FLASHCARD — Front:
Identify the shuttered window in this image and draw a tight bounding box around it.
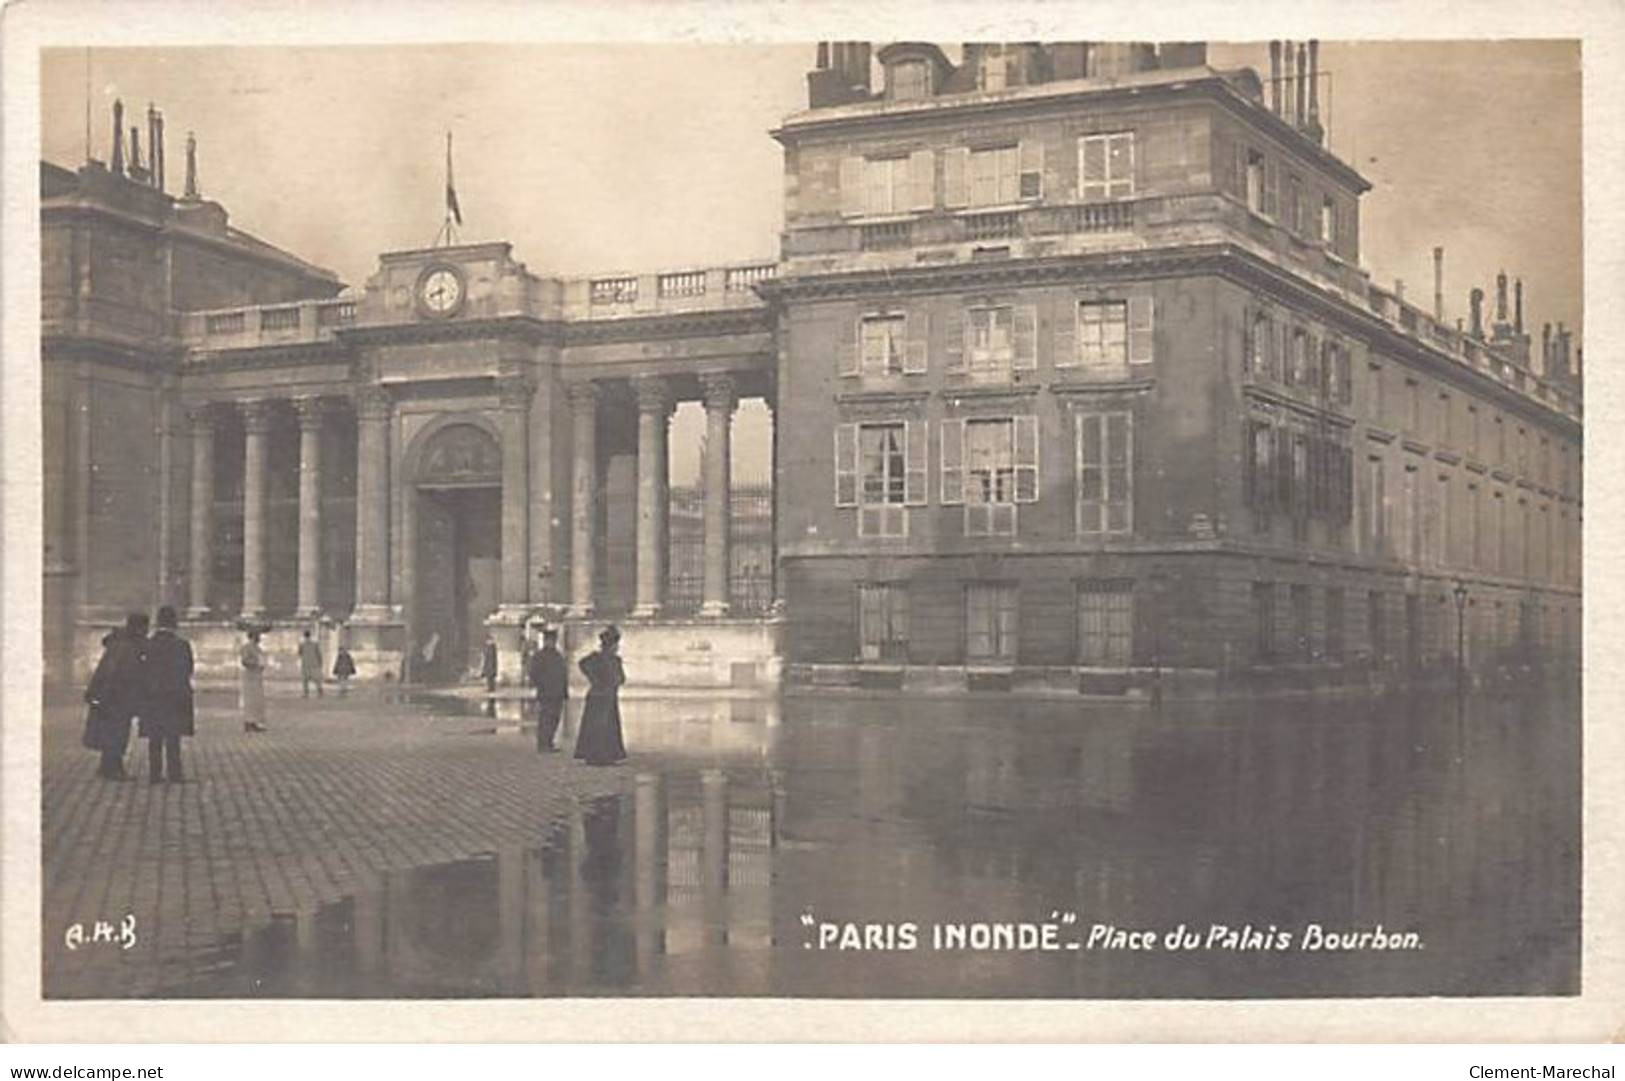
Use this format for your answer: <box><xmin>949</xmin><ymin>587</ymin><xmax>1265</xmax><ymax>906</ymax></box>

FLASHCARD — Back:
<box><xmin>966</xmin><ymin>583</ymin><xmax>1019</xmax><ymax>662</ymax></box>
<box><xmin>1078</xmin><ymin>579</ymin><xmax>1134</xmax><ymax>666</ymax></box>
<box><xmin>1077</xmin><ymin>411</ymin><xmax>1132</xmax><ymax>536</ymax></box>
<box><xmin>1079</xmin><ymin>132</ymin><xmax>1135</xmax><ymax>202</ymax></box>
<box><xmin>858</xmin><ymin>583</ymin><xmax>910</xmax><ymax>662</ymax></box>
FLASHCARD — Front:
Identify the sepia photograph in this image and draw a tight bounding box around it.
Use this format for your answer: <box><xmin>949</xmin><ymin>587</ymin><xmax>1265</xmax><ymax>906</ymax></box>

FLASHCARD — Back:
<box><xmin>5</xmin><ymin>7</ymin><xmax>1610</xmax><ymax>1042</ymax></box>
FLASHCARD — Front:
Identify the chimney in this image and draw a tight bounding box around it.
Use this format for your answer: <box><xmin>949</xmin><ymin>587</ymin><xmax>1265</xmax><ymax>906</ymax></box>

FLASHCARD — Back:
<box><xmin>848</xmin><ymin>42</ymin><xmax>871</xmax><ymax>92</ymax></box>
<box><xmin>1269</xmin><ymin>42</ymin><xmax>1282</xmax><ymax>115</ymax></box>
<box><xmin>1542</xmin><ymin>323</ymin><xmax>1553</xmax><ymax>372</ymax></box>
<box><xmin>128</xmin><ymin>125</ymin><xmax>147</xmax><ymax>182</ymax></box>
<box><xmin>183</xmin><ymin>131</ymin><xmax>200</xmax><ymax>200</ymax></box>
<box><xmin>1495</xmin><ymin>270</ymin><xmax>1509</xmax><ymax>326</ymax></box>
<box><xmin>1306</xmin><ymin>40</ymin><xmax>1323</xmax><ymax>143</ymax></box>
<box><xmin>147</xmin><ymin>104</ymin><xmax>159</xmax><ymax>189</ymax></box>
<box><xmin>1395</xmin><ymin>278</ymin><xmax>1405</xmax><ymax>303</ymax></box>
<box><xmin>1282</xmin><ymin>42</ymin><xmax>1294</xmax><ymax>119</ymax></box>
<box><xmin>1469</xmin><ymin>287</ymin><xmax>1484</xmax><ymax>339</ymax></box>
<box><xmin>1514</xmin><ymin>278</ymin><xmax>1524</xmax><ymax>335</ymax></box>
<box><xmin>1433</xmin><ymin>246</ymin><xmax>1444</xmax><ymax>320</ymax></box>
<box><xmin>110</xmin><ymin>99</ymin><xmax>125</xmax><ymax>174</ymax></box>
<box><xmin>1296</xmin><ymin>42</ymin><xmax>1308</xmax><ymax>128</ymax></box>
<box><xmin>816</xmin><ymin>42</ymin><xmax>829</xmax><ymax>69</ymax></box>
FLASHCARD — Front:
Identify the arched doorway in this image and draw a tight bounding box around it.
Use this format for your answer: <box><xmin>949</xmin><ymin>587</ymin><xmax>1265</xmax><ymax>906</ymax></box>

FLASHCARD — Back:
<box><xmin>412</xmin><ymin>421</ymin><xmax>501</xmax><ymax>683</ymax></box>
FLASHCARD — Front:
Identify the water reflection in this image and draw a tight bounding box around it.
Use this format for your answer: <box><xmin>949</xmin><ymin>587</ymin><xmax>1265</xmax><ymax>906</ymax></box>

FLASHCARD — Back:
<box><xmin>149</xmin><ymin>689</ymin><xmax>1577</xmax><ymax>998</ymax></box>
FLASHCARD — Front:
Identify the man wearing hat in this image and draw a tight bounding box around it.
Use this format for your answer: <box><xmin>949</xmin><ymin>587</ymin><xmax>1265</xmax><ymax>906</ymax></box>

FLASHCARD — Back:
<box><xmin>141</xmin><ymin>606</ymin><xmax>195</xmax><ymax>783</ymax></box>
<box><xmin>527</xmin><ymin>626</ymin><xmax>569</xmax><ymax>752</ymax></box>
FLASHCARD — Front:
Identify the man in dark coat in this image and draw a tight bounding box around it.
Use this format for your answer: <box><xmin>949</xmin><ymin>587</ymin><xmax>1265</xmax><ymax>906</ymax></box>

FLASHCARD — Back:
<box><xmin>528</xmin><ymin>627</ymin><xmax>569</xmax><ymax>752</ymax></box>
<box><xmin>82</xmin><ymin>614</ymin><xmax>147</xmax><ymax>780</ymax></box>
<box><xmin>140</xmin><ymin>606</ymin><xmax>195</xmax><ymax>784</ymax></box>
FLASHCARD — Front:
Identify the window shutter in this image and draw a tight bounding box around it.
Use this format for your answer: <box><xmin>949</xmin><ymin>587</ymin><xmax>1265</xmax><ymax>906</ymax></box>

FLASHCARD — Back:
<box><xmin>1054</xmin><ymin>298</ymin><xmax>1078</xmax><ymax>368</ymax></box>
<box><xmin>908</xmin><ymin>149</ymin><xmax>935</xmax><ymax>212</ymax></box>
<box><xmin>1080</xmin><ymin>135</ymin><xmax>1106</xmax><ymax>203</ymax></box>
<box><xmin>944</xmin><ymin>147</ymin><xmax>970</xmax><ymax>208</ymax></box>
<box><xmin>1013</xmin><ymin>305</ymin><xmax>1038</xmax><ymax>370</ymax></box>
<box><xmin>904</xmin><ymin>419</ymin><xmax>927</xmax><ymax>506</ymax></box>
<box><xmin>1019</xmin><ymin>138</ymin><xmax>1044</xmax><ymax>200</ymax></box>
<box><xmin>1127</xmin><ymin>296</ymin><xmax>1154</xmax><ymax>365</ymax></box>
<box><xmin>904</xmin><ymin>311</ymin><xmax>929</xmax><ymax>374</ymax></box>
<box><xmin>944</xmin><ymin>306</ymin><xmax>965</xmax><ymax>371</ymax></box>
<box><xmin>837</xmin><ymin>318</ymin><xmax>860</xmax><ymax>377</ymax></box>
<box><xmin>839</xmin><ymin>156</ymin><xmax>866</xmax><ymax>218</ymax></box>
<box><xmin>941</xmin><ymin>417</ymin><xmax>965</xmax><ymax>505</ymax></box>
<box><xmin>1263</xmin><ymin>156</ymin><xmax>1278</xmax><ymax>219</ymax></box>
<box><xmin>1014</xmin><ymin>415</ymin><xmax>1039</xmax><ymax>503</ymax></box>
<box><xmin>834</xmin><ymin>423</ymin><xmax>858</xmax><ymax>507</ymax></box>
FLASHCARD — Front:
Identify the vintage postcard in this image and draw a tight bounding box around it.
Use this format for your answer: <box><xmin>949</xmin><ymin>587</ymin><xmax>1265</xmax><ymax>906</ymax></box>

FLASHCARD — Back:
<box><xmin>2</xmin><ymin>0</ymin><xmax>1620</xmax><ymax>1043</ymax></box>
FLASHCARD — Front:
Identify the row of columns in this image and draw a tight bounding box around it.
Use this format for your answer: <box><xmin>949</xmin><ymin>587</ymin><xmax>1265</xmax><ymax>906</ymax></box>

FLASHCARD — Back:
<box><xmin>182</xmin><ymin>368</ymin><xmax>753</xmax><ymax>624</ymax></box>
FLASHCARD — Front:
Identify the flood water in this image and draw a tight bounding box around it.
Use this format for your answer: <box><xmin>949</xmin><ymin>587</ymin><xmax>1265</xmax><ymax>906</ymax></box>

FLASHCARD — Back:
<box><xmin>158</xmin><ymin>688</ymin><xmax>1579</xmax><ymax>999</ymax></box>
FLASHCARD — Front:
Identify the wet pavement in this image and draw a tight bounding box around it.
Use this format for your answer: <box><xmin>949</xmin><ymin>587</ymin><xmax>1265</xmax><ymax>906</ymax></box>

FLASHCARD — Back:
<box><xmin>43</xmin><ymin>685</ymin><xmax>1579</xmax><ymax>999</ymax></box>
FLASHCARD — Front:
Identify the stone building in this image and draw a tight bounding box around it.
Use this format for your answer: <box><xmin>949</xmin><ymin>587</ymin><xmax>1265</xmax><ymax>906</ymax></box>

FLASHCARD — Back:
<box><xmin>40</xmin><ymin>43</ymin><xmax>1582</xmax><ymax>694</ymax></box>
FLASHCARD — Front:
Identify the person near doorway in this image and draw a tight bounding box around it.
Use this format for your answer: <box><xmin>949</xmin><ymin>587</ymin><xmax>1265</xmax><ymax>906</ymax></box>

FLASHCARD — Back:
<box><xmin>141</xmin><ymin>606</ymin><xmax>195</xmax><ymax>784</ymax></box>
<box><xmin>82</xmin><ymin>615</ymin><xmax>146</xmax><ymax>780</ymax></box>
<box><xmin>574</xmin><ymin>625</ymin><xmax>627</xmax><ymax>766</ymax></box>
<box><xmin>298</xmin><ymin>629</ymin><xmax>324</xmax><ymax>698</ymax></box>
<box><xmin>480</xmin><ymin>634</ymin><xmax>499</xmax><ymax>694</ymax></box>
<box><xmin>333</xmin><ymin>644</ymin><xmax>356</xmax><ymax>693</ymax></box>
<box><xmin>240</xmin><ymin>628</ymin><xmax>268</xmax><ymax>733</ymax></box>
<box><xmin>529</xmin><ymin>626</ymin><xmax>568</xmax><ymax>752</ymax></box>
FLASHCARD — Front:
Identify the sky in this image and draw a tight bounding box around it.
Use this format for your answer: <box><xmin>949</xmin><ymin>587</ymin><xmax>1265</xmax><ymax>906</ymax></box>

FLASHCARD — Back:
<box><xmin>39</xmin><ymin>41</ymin><xmax>1581</xmax><ymax>479</ymax></box>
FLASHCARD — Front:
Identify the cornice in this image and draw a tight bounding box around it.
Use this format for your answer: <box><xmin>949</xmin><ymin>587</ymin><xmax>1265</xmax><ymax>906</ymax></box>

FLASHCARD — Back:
<box><xmin>181</xmin><ymin>339</ymin><xmax>354</xmax><ymax>374</ymax></box>
<box><xmin>563</xmin><ymin>307</ymin><xmax>774</xmax><ymax>346</ymax></box>
<box><xmin>339</xmin><ymin>315</ymin><xmax>564</xmax><ymax>348</ymax></box>
<box><xmin>1052</xmin><ymin>377</ymin><xmax>1156</xmax><ymax>397</ymax></box>
<box><xmin>835</xmin><ymin>389</ymin><xmax>931</xmax><ymax>408</ymax></box>
<box><xmin>42</xmin><ymin>333</ymin><xmax>183</xmax><ymax>374</ymax></box>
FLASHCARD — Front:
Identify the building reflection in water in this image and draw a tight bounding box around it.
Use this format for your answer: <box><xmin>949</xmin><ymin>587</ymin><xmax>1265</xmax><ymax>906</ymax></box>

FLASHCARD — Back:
<box><xmin>151</xmin><ymin>689</ymin><xmax>1576</xmax><ymax>999</ymax></box>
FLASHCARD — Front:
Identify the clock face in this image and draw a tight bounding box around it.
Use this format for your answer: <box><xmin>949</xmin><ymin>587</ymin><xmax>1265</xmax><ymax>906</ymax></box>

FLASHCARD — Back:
<box><xmin>418</xmin><ymin>266</ymin><xmax>464</xmax><ymax>316</ymax></box>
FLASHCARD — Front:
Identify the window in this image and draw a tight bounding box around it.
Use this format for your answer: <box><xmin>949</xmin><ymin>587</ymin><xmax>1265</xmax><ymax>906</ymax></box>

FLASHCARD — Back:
<box><xmin>1248</xmin><ymin>313</ymin><xmax>1271</xmax><ymax>376</ymax></box>
<box><xmin>860</xmin><ymin>315</ymin><xmax>907</xmax><ymax>376</ymax></box>
<box><xmin>1469</xmin><ymin>483</ymin><xmax>1482</xmax><ymax>569</ymax></box>
<box><xmin>841</xmin><ymin>151</ymin><xmax>933</xmax><ymax>217</ymax></box>
<box><xmin>1494</xmin><ymin>490</ymin><xmax>1507</xmax><ymax>573</ymax></box>
<box><xmin>970</xmin><ymin>145</ymin><xmax>1020</xmax><ymax>206</ymax></box>
<box><xmin>858</xmin><ymin>583</ymin><xmax>910</xmax><ymax>662</ymax></box>
<box><xmin>1366</xmin><ymin>455</ymin><xmax>1385</xmax><ymax>551</ymax></box>
<box><xmin>1468</xmin><ymin>404</ymin><xmax>1480</xmax><ymax>456</ymax></box>
<box><xmin>864</xmin><ymin>156</ymin><xmax>911</xmax><ymax>216</ymax></box>
<box><xmin>1368</xmin><ymin>590</ymin><xmax>1386</xmax><ymax>661</ymax></box>
<box><xmin>834</xmin><ymin>420</ymin><xmax>925</xmax><ymax>536</ymax></box>
<box><xmin>1286</xmin><ymin>174</ymin><xmax>1303</xmax><ymax>234</ymax></box>
<box><xmin>1320</xmin><ymin>195</ymin><xmax>1335</xmax><ymax>245</ymax></box>
<box><xmin>1077</xmin><ymin>410</ymin><xmax>1132</xmax><ymax>535</ymax></box>
<box><xmin>966</xmin><ymin>583</ymin><xmax>1018</xmax><ymax>662</ymax></box>
<box><xmin>1078</xmin><ymin>580</ymin><xmax>1134</xmax><ymax>665</ymax></box>
<box><xmin>1080</xmin><ymin>132</ymin><xmax>1134</xmax><ymax>202</ymax></box>
<box><xmin>891</xmin><ymin>60</ymin><xmax>930</xmax><ymax>100</ymax></box>
<box><xmin>1290</xmin><ymin>584</ymin><xmax>1311</xmax><ymax>661</ymax></box>
<box><xmin>976</xmin><ymin>48</ymin><xmax>1009</xmax><ymax>91</ymax></box>
<box><xmin>1439</xmin><ymin>392</ymin><xmax>1452</xmax><ymax>446</ymax></box>
<box><xmin>1406</xmin><ymin>378</ymin><xmax>1421</xmax><ymax>432</ymax></box>
<box><xmin>1289</xmin><ymin>329</ymin><xmax>1313</xmax><ymax>387</ymax></box>
<box><xmin>1368</xmin><ymin>363</ymin><xmax>1385</xmax><ymax>424</ymax></box>
<box><xmin>1325</xmin><ymin>587</ymin><xmax>1345</xmax><ymax>659</ymax></box>
<box><xmin>1252</xmin><ymin>581</ymin><xmax>1276</xmax><ymax>662</ymax></box>
<box><xmin>1436</xmin><ymin>473</ymin><xmax>1450</xmax><ymax>565</ymax></box>
<box><xmin>968</xmin><ymin>306</ymin><xmax>1014</xmax><ymax>370</ymax></box>
<box><xmin>1404</xmin><ymin>464</ymin><xmax>1420</xmax><ymax>562</ymax></box>
<box><xmin>941</xmin><ymin>415</ymin><xmax>1036</xmax><ymax>534</ymax></box>
<box><xmin>1077</xmin><ymin>301</ymin><xmax>1128</xmax><ymax>366</ymax></box>
<box><xmin>1245</xmin><ymin>150</ymin><xmax>1265</xmax><ymax>215</ymax></box>
<box><xmin>1495</xmin><ymin>413</ymin><xmax>1506</xmax><ymax>463</ymax></box>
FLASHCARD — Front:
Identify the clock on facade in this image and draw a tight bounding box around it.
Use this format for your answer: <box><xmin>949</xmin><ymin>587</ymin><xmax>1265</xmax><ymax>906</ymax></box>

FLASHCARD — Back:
<box><xmin>415</xmin><ymin>264</ymin><xmax>466</xmax><ymax>318</ymax></box>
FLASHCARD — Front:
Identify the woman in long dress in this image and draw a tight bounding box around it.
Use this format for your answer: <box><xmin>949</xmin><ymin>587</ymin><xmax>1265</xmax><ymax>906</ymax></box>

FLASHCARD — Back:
<box><xmin>573</xmin><ymin>626</ymin><xmax>627</xmax><ymax>766</ymax></box>
<box><xmin>240</xmin><ymin>628</ymin><xmax>267</xmax><ymax>732</ymax></box>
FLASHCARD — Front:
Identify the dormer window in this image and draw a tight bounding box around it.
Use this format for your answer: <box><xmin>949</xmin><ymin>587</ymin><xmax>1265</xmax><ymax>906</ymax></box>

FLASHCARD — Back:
<box><xmin>891</xmin><ymin>60</ymin><xmax>931</xmax><ymax>100</ymax></box>
<box><xmin>976</xmin><ymin>46</ymin><xmax>1012</xmax><ymax>91</ymax></box>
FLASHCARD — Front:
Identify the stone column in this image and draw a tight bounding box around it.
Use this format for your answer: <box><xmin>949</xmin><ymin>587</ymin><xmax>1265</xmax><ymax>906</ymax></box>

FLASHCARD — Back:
<box><xmin>185</xmin><ymin>404</ymin><xmax>215</xmax><ymax>618</ymax></box>
<box><xmin>632</xmin><ymin>376</ymin><xmax>671</xmax><ymax>619</ymax></box>
<box><xmin>294</xmin><ymin>397</ymin><xmax>325</xmax><ymax>619</ymax></box>
<box><xmin>765</xmin><ymin>391</ymin><xmax>782</xmax><ymax>613</ymax></box>
<box><xmin>568</xmin><ymin>381</ymin><xmax>599</xmax><ymax>618</ymax></box>
<box><xmin>353</xmin><ymin>386</ymin><xmax>392</xmax><ymax>616</ymax></box>
<box><xmin>498</xmin><ymin>373</ymin><xmax>534</xmax><ymax>611</ymax></box>
<box><xmin>239</xmin><ymin>399</ymin><xmax>274</xmax><ymax>620</ymax></box>
<box><xmin>700</xmin><ymin>373</ymin><xmax>737</xmax><ymax>618</ymax></box>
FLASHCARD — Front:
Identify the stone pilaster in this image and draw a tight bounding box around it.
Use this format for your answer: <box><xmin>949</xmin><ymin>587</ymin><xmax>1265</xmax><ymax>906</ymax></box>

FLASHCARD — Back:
<box><xmin>567</xmin><ymin>381</ymin><xmax>599</xmax><ymax>618</ymax></box>
<box><xmin>185</xmin><ymin>404</ymin><xmax>215</xmax><ymax>618</ymax></box>
<box><xmin>700</xmin><ymin>372</ymin><xmax>738</xmax><ymax>617</ymax></box>
<box><xmin>352</xmin><ymin>385</ymin><xmax>393</xmax><ymax>618</ymax></box>
<box><xmin>239</xmin><ymin>399</ymin><xmax>274</xmax><ymax>620</ymax></box>
<box><xmin>497</xmin><ymin>372</ymin><xmax>534</xmax><ymax>612</ymax></box>
<box><xmin>294</xmin><ymin>396</ymin><xmax>326</xmax><ymax>619</ymax></box>
<box><xmin>632</xmin><ymin>376</ymin><xmax>672</xmax><ymax>619</ymax></box>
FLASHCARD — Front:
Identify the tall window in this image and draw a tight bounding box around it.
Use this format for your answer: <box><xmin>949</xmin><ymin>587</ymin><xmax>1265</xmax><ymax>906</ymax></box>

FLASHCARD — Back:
<box><xmin>941</xmin><ymin>415</ymin><xmax>1036</xmax><ymax>535</ymax></box>
<box><xmin>1079</xmin><ymin>132</ymin><xmax>1135</xmax><ymax>202</ymax></box>
<box><xmin>1290</xmin><ymin>584</ymin><xmax>1312</xmax><ymax>661</ymax></box>
<box><xmin>891</xmin><ymin>60</ymin><xmax>929</xmax><ymax>100</ymax></box>
<box><xmin>1325</xmin><ymin>587</ymin><xmax>1345</xmax><ymax>659</ymax></box>
<box><xmin>1439</xmin><ymin>392</ymin><xmax>1452</xmax><ymax>446</ymax></box>
<box><xmin>1290</xmin><ymin>329</ymin><xmax>1313</xmax><ymax>387</ymax></box>
<box><xmin>1469</xmin><ymin>483</ymin><xmax>1482</xmax><ymax>569</ymax></box>
<box><xmin>1077</xmin><ymin>411</ymin><xmax>1132</xmax><ymax>535</ymax></box>
<box><xmin>1368</xmin><ymin>363</ymin><xmax>1385</xmax><ymax>425</ymax></box>
<box><xmin>969</xmin><ymin>145</ymin><xmax>1020</xmax><ymax>206</ymax></box>
<box><xmin>858</xmin><ymin>583</ymin><xmax>909</xmax><ymax>662</ymax></box>
<box><xmin>1368</xmin><ymin>591</ymin><xmax>1386</xmax><ymax>662</ymax></box>
<box><xmin>1252</xmin><ymin>581</ymin><xmax>1276</xmax><ymax>662</ymax></box>
<box><xmin>863</xmin><ymin>156</ymin><xmax>911</xmax><ymax>216</ymax></box>
<box><xmin>1077</xmin><ymin>301</ymin><xmax>1128</xmax><ymax>366</ymax></box>
<box><xmin>966</xmin><ymin>583</ymin><xmax>1018</xmax><ymax>662</ymax></box>
<box><xmin>1406</xmin><ymin>379</ymin><xmax>1421</xmax><ymax>432</ymax></box>
<box><xmin>1436</xmin><ymin>473</ymin><xmax>1451</xmax><ymax>565</ymax></box>
<box><xmin>1320</xmin><ymin>195</ymin><xmax>1335</xmax><ymax>245</ymax></box>
<box><xmin>967</xmin><ymin>306</ymin><xmax>1014</xmax><ymax>371</ymax></box>
<box><xmin>1245</xmin><ymin>150</ymin><xmax>1265</xmax><ymax>214</ymax></box>
<box><xmin>835</xmin><ymin>420</ymin><xmax>923</xmax><ymax>537</ymax></box>
<box><xmin>860</xmin><ymin>315</ymin><xmax>907</xmax><ymax>376</ymax></box>
<box><xmin>1286</xmin><ymin>175</ymin><xmax>1303</xmax><ymax>234</ymax></box>
<box><xmin>1366</xmin><ymin>455</ymin><xmax>1386</xmax><ymax>551</ymax></box>
<box><xmin>976</xmin><ymin>47</ymin><xmax>1010</xmax><ymax>91</ymax></box>
<box><xmin>1468</xmin><ymin>404</ymin><xmax>1480</xmax><ymax>456</ymax></box>
<box><xmin>1249</xmin><ymin>313</ymin><xmax>1271</xmax><ymax>377</ymax></box>
<box><xmin>1494</xmin><ymin>490</ymin><xmax>1507</xmax><ymax>573</ymax></box>
<box><xmin>1078</xmin><ymin>579</ymin><xmax>1134</xmax><ymax>665</ymax></box>
<box><xmin>1404</xmin><ymin>464</ymin><xmax>1420</xmax><ymax>562</ymax></box>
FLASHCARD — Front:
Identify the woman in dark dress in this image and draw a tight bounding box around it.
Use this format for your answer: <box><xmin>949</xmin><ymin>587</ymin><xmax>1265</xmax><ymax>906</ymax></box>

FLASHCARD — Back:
<box><xmin>573</xmin><ymin>626</ymin><xmax>627</xmax><ymax>766</ymax></box>
<box><xmin>83</xmin><ymin>617</ymin><xmax>145</xmax><ymax>780</ymax></box>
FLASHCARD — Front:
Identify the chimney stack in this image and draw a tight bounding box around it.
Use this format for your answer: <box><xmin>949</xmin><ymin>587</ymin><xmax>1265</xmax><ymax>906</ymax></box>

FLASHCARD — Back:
<box><xmin>1269</xmin><ymin>42</ymin><xmax>1282</xmax><ymax>115</ymax></box>
<box><xmin>1514</xmin><ymin>278</ymin><xmax>1524</xmax><ymax>335</ymax></box>
<box><xmin>1433</xmin><ymin>246</ymin><xmax>1444</xmax><ymax>320</ymax></box>
<box><xmin>1469</xmin><ymin>287</ymin><xmax>1484</xmax><ymax>339</ymax></box>
<box><xmin>110</xmin><ymin>99</ymin><xmax>125</xmax><ymax>175</ymax></box>
<box><xmin>1282</xmin><ymin>42</ymin><xmax>1294</xmax><ymax>120</ymax></box>
<box><xmin>1395</xmin><ymin>278</ymin><xmax>1405</xmax><ymax>303</ymax></box>
<box><xmin>1542</xmin><ymin>323</ymin><xmax>1553</xmax><ymax>372</ymax></box>
<box><xmin>816</xmin><ymin>42</ymin><xmax>829</xmax><ymax>69</ymax></box>
<box><xmin>184</xmin><ymin>131</ymin><xmax>200</xmax><ymax>200</ymax></box>
<box><xmin>1306</xmin><ymin>40</ymin><xmax>1323</xmax><ymax>143</ymax></box>
<box><xmin>1495</xmin><ymin>270</ymin><xmax>1509</xmax><ymax>326</ymax></box>
<box><xmin>1296</xmin><ymin>42</ymin><xmax>1308</xmax><ymax>128</ymax></box>
<box><xmin>128</xmin><ymin>126</ymin><xmax>146</xmax><ymax>182</ymax></box>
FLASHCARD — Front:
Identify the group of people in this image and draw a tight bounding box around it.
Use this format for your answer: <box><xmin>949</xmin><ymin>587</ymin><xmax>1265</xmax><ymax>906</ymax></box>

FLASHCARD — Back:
<box><xmin>82</xmin><ymin>606</ymin><xmax>195</xmax><ymax>783</ymax></box>
<box><xmin>500</xmin><ymin>623</ymin><xmax>629</xmax><ymax>767</ymax></box>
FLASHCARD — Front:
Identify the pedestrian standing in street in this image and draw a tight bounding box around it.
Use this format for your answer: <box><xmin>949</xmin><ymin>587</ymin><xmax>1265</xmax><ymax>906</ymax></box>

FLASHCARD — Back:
<box><xmin>529</xmin><ymin>626</ymin><xmax>568</xmax><ymax>752</ymax></box>
<box><xmin>333</xmin><ymin>644</ymin><xmax>356</xmax><ymax>694</ymax></box>
<box><xmin>240</xmin><ymin>628</ymin><xmax>268</xmax><ymax>733</ymax></box>
<box><xmin>140</xmin><ymin>606</ymin><xmax>195</xmax><ymax>784</ymax></box>
<box><xmin>297</xmin><ymin>629</ymin><xmax>324</xmax><ymax>698</ymax></box>
<box><xmin>82</xmin><ymin>615</ymin><xmax>146</xmax><ymax>780</ymax></box>
<box><xmin>573</xmin><ymin>625</ymin><xmax>627</xmax><ymax>766</ymax></box>
<box><xmin>480</xmin><ymin>634</ymin><xmax>499</xmax><ymax>694</ymax></box>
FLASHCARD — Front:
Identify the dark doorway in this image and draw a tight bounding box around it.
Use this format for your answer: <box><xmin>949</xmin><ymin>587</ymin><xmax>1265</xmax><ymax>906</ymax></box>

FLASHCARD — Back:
<box><xmin>414</xmin><ymin>487</ymin><xmax>500</xmax><ymax>684</ymax></box>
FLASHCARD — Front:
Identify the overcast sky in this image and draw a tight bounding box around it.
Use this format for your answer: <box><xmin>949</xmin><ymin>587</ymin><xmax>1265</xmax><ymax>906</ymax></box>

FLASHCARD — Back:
<box><xmin>39</xmin><ymin>41</ymin><xmax>1581</xmax><ymax>479</ymax></box>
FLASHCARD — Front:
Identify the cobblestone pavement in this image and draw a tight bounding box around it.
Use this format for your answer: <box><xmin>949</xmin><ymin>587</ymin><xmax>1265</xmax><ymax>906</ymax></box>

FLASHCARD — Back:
<box><xmin>41</xmin><ymin>688</ymin><xmax>628</xmax><ymax>998</ymax></box>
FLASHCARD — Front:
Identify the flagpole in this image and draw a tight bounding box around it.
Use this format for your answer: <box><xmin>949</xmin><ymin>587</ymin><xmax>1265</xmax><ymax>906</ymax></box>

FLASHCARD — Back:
<box><xmin>436</xmin><ymin>130</ymin><xmax>461</xmax><ymax>247</ymax></box>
